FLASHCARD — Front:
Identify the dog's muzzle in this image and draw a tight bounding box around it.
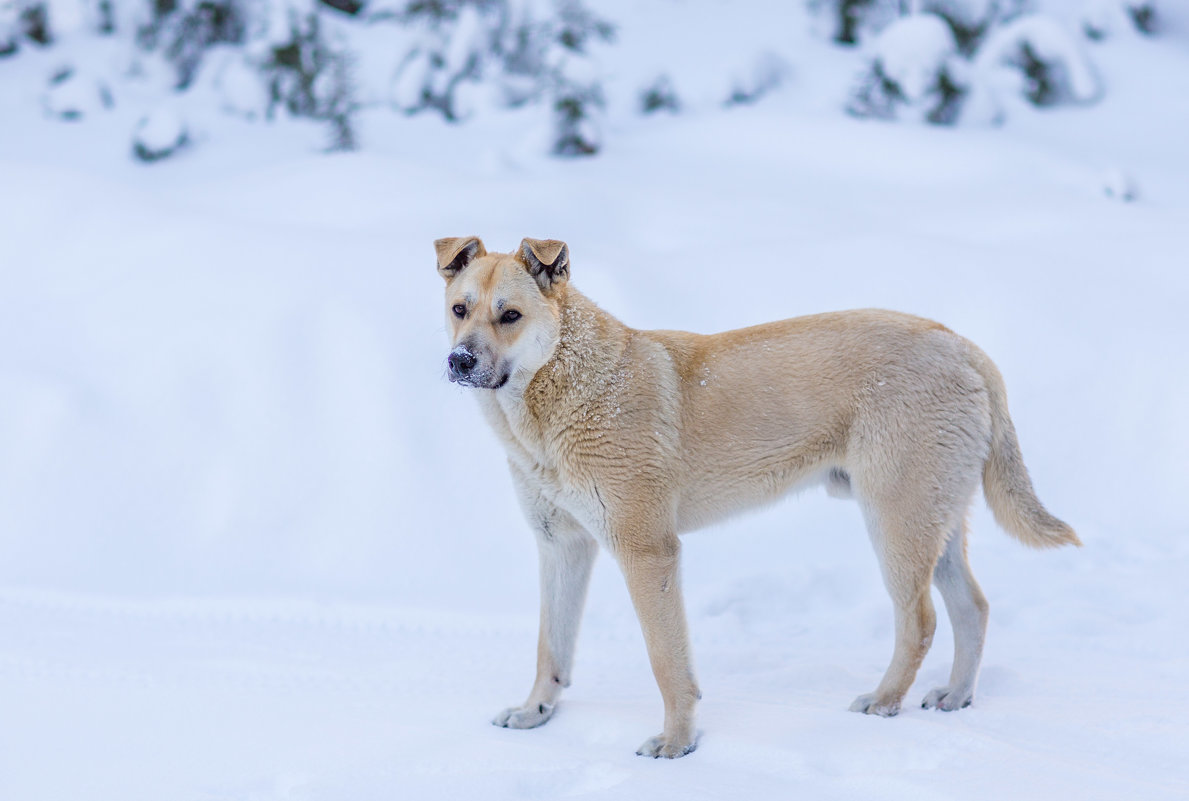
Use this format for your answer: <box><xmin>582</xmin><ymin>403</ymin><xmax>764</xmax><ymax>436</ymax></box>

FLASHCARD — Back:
<box><xmin>447</xmin><ymin>346</ymin><xmax>507</xmax><ymax>389</ymax></box>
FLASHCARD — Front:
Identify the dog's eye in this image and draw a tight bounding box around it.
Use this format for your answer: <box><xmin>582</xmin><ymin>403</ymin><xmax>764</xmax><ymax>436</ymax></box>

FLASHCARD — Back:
<box><xmin>500</xmin><ymin>309</ymin><xmax>522</xmax><ymax>324</ymax></box>
<box><xmin>452</xmin><ymin>304</ymin><xmax>466</xmax><ymax>318</ymax></box>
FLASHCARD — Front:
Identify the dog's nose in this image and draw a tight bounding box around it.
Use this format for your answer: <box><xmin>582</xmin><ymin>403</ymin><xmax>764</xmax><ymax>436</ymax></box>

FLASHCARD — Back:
<box><xmin>448</xmin><ymin>349</ymin><xmax>477</xmax><ymax>376</ymax></box>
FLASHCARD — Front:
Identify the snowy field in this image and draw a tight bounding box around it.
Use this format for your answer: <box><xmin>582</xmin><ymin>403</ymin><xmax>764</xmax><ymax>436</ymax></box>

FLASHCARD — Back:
<box><xmin>3</xmin><ymin>3</ymin><xmax>1189</xmax><ymax>800</ymax></box>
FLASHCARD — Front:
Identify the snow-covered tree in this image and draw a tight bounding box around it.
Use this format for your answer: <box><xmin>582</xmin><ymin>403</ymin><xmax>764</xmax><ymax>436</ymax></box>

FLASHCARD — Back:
<box><xmin>258</xmin><ymin>5</ymin><xmax>359</xmax><ymax>149</ymax></box>
<box><xmin>808</xmin><ymin>0</ymin><xmax>897</xmax><ymax>45</ymax></box>
<box><xmin>809</xmin><ymin>0</ymin><xmax>1029</xmax><ymax>50</ymax></box>
<box><xmin>923</xmin><ymin>0</ymin><xmax>1027</xmax><ymax>52</ymax></box>
<box><xmin>724</xmin><ymin>52</ymin><xmax>788</xmax><ymax>107</ymax></box>
<box><xmin>836</xmin><ymin>2</ymin><xmax>1119</xmax><ymax>126</ymax></box>
<box><xmin>132</xmin><ymin>106</ymin><xmax>189</xmax><ymax>160</ymax></box>
<box><xmin>138</xmin><ymin>0</ymin><xmax>248</xmax><ymax>88</ymax></box>
<box><xmin>639</xmin><ymin>74</ymin><xmax>679</xmax><ymax>114</ymax></box>
<box><xmin>1081</xmin><ymin>0</ymin><xmax>1158</xmax><ymax>39</ymax></box>
<box><xmin>975</xmin><ymin>14</ymin><xmax>1099</xmax><ymax>108</ymax></box>
<box><xmin>1</xmin><ymin>0</ymin><xmax>51</xmax><ymax>54</ymax></box>
<box><xmin>0</xmin><ymin>0</ymin><xmax>1168</xmax><ymax>160</ymax></box>
<box><xmin>848</xmin><ymin>13</ymin><xmax>967</xmax><ymax>123</ymax></box>
<box><xmin>388</xmin><ymin>0</ymin><xmax>613</xmax><ymax>154</ymax></box>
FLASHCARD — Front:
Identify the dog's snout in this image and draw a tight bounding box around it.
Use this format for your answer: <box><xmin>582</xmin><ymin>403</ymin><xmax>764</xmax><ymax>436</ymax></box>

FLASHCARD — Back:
<box><xmin>448</xmin><ymin>348</ymin><xmax>477</xmax><ymax>377</ymax></box>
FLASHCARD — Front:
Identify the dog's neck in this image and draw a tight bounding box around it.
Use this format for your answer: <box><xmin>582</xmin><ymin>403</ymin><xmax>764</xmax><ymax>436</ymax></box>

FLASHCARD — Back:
<box><xmin>526</xmin><ymin>286</ymin><xmax>631</xmax><ymax>412</ymax></box>
<box><xmin>480</xmin><ymin>286</ymin><xmax>631</xmax><ymax>466</ymax></box>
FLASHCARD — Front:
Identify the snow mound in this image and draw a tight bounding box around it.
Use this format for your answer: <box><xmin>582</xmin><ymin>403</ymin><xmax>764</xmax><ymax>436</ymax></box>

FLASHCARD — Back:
<box><xmin>1081</xmin><ymin>0</ymin><xmax>1159</xmax><ymax>39</ymax></box>
<box><xmin>214</xmin><ymin>54</ymin><xmax>270</xmax><ymax>120</ymax></box>
<box><xmin>1101</xmin><ymin>166</ymin><xmax>1138</xmax><ymax>201</ymax></box>
<box><xmin>132</xmin><ymin>107</ymin><xmax>189</xmax><ymax>162</ymax></box>
<box><xmin>874</xmin><ymin>13</ymin><xmax>959</xmax><ymax>103</ymax></box>
<box><xmin>976</xmin><ymin>14</ymin><xmax>1101</xmax><ymax>107</ymax></box>
<box><xmin>849</xmin><ymin>13</ymin><xmax>966</xmax><ymax>124</ymax></box>
<box><xmin>42</xmin><ymin>67</ymin><xmax>112</xmax><ymax>120</ymax></box>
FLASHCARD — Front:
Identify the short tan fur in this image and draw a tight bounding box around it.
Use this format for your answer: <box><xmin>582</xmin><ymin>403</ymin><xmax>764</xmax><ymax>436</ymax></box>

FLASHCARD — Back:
<box><xmin>436</xmin><ymin>236</ymin><xmax>1079</xmax><ymax>758</ymax></box>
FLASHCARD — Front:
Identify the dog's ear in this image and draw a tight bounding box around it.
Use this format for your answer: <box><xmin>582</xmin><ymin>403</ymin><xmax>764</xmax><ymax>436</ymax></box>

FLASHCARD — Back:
<box><xmin>518</xmin><ymin>238</ymin><xmax>570</xmax><ymax>293</ymax></box>
<box><xmin>435</xmin><ymin>237</ymin><xmax>486</xmax><ymax>281</ymax></box>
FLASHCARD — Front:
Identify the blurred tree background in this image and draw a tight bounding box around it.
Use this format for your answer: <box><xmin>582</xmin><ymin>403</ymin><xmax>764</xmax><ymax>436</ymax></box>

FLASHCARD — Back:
<box><xmin>0</xmin><ymin>0</ymin><xmax>1164</xmax><ymax>161</ymax></box>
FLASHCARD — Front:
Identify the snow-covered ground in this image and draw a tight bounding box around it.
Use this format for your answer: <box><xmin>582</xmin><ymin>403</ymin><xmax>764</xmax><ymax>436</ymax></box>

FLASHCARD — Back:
<box><xmin>2</xmin><ymin>3</ymin><xmax>1188</xmax><ymax>799</ymax></box>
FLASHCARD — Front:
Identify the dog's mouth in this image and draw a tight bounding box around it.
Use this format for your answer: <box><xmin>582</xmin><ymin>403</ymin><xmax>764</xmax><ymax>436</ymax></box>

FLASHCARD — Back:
<box><xmin>450</xmin><ymin>371</ymin><xmax>510</xmax><ymax>390</ymax></box>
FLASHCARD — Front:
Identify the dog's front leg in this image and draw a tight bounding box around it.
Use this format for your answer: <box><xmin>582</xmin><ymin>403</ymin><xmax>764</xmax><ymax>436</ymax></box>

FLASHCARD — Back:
<box><xmin>493</xmin><ymin>502</ymin><xmax>597</xmax><ymax>730</ymax></box>
<box><xmin>618</xmin><ymin>534</ymin><xmax>700</xmax><ymax>758</ymax></box>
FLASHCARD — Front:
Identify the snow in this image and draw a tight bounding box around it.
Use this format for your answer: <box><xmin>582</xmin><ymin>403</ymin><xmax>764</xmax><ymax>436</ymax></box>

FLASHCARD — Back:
<box><xmin>1078</xmin><ymin>0</ymin><xmax>1158</xmax><ymax>39</ymax></box>
<box><xmin>214</xmin><ymin>53</ymin><xmax>271</xmax><ymax>120</ymax></box>
<box><xmin>923</xmin><ymin>0</ymin><xmax>999</xmax><ymax>29</ymax></box>
<box><xmin>871</xmin><ymin>13</ymin><xmax>958</xmax><ymax>101</ymax></box>
<box><xmin>3</xmin><ymin>2</ymin><xmax>1189</xmax><ymax>799</ymax></box>
<box><xmin>391</xmin><ymin>48</ymin><xmax>430</xmax><ymax>111</ymax></box>
<box><xmin>875</xmin><ymin>14</ymin><xmax>956</xmax><ymax>92</ymax></box>
<box><xmin>444</xmin><ymin>4</ymin><xmax>483</xmax><ymax>79</ymax></box>
<box><xmin>1100</xmin><ymin>165</ymin><xmax>1136</xmax><ymax>201</ymax></box>
<box><xmin>132</xmin><ymin>105</ymin><xmax>188</xmax><ymax>159</ymax></box>
<box><xmin>977</xmin><ymin>14</ymin><xmax>1101</xmax><ymax>104</ymax></box>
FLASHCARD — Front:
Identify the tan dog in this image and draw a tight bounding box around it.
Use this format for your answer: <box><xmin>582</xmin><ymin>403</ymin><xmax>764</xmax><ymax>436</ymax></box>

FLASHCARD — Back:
<box><xmin>436</xmin><ymin>236</ymin><xmax>1079</xmax><ymax>758</ymax></box>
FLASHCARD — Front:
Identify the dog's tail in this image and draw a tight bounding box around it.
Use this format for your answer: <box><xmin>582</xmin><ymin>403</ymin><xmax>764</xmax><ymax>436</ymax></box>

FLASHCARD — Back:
<box><xmin>969</xmin><ymin>345</ymin><xmax>1081</xmax><ymax>549</ymax></box>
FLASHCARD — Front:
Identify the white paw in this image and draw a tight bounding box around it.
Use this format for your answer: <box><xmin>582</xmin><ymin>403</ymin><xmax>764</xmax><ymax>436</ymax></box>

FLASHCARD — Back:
<box><xmin>921</xmin><ymin>685</ymin><xmax>973</xmax><ymax>711</ymax></box>
<box><xmin>492</xmin><ymin>702</ymin><xmax>555</xmax><ymax>729</ymax></box>
<box><xmin>636</xmin><ymin>733</ymin><xmax>697</xmax><ymax>759</ymax></box>
<box><xmin>849</xmin><ymin>693</ymin><xmax>901</xmax><ymax>717</ymax></box>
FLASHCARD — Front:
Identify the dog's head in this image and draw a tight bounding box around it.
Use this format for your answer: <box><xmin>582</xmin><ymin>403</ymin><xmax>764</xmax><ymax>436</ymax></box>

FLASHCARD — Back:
<box><xmin>436</xmin><ymin>236</ymin><xmax>570</xmax><ymax>390</ymax></box>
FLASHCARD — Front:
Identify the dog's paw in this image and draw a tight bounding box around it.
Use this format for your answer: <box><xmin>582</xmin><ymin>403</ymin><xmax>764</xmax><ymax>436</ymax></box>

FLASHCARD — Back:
<box><xmin>849</xmin><ymin>693</ymin><xmax>901</xmax><ymax>717</ymax></box>
<box><xmin>492</xmin><ymin>702</ymin><xmax>555</xmax><ymax>729</ymax></box>
<box><xmin>921</xmin><ymin>685</ymin><xmax>973</xmax><ymax>711</ymax></box>
<box><xmin>636</xmin><ymin>732</ymin><xmax>698</xmax><ymax>759</ymax></box>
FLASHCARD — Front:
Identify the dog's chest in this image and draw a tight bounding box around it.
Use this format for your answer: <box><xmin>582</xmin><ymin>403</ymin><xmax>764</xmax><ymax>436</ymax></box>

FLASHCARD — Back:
<box><xmin>478</xmin><ymin>390</ymin><xmax>611</xmax><ymax>533</ymax></box>
<box><xmin>478</xmin><ymin>391</ymin><xmax>546</xmax><ymax>463</ymax></box>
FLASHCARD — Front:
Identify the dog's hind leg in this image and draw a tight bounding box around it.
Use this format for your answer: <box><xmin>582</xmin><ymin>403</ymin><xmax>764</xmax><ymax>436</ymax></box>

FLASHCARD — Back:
<box><xmin>849</xmin><ymin>496</ymin><xmax>943</xmax><ymax>717</ymax></box>
<box><xmin>922</xmin><ymin>516</ymin><xmax>989</xmax><ymax>711</ymax></box>
<box><xmin>494</xmin><ymin>477</ymin><xmax>598</xmax><ymax>730</ymax></box>
<box><xmin>848</xmin><ymin>376</ymin><xmax>989</xmax><ymax>717</ymax></box>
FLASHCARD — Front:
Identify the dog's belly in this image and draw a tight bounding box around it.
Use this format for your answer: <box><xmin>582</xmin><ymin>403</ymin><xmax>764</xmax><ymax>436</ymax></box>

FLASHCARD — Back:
<box><xmin>670</xmin><ymin>374</ymin><xmax>849</xmax><ymax>534</ymax></box>
<box><xmin>674</xmin><ymin>433</ymin><xmax>840</xmax><ymax>533</ymax></box>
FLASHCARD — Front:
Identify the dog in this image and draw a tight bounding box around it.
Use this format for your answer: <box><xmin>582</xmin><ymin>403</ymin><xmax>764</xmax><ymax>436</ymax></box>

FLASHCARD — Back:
<box><xmin>436</xmin><ymin>236</ymin><xmax>1079</xmax><ymax>758</ymax></box>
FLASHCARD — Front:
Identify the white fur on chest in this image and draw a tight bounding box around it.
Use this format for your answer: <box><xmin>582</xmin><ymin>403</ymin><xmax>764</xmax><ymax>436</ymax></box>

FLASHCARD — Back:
<box><xmin>478</xmin><ymin>389</ymin><xmax>611</xmax><ymax>544</ymax></box>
